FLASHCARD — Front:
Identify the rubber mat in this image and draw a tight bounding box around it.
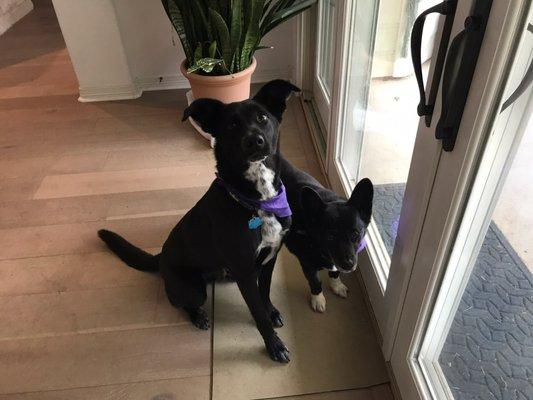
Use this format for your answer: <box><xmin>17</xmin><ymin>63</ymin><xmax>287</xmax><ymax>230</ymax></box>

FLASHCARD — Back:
<box><xmin>211</xmin><ymin>248</ymin><xmax>388</xmax><ymax>400</ymax></box>
<box><xmin>374</xmin><ymin>183</ymin><xmax>533</xmax><ymax>400</ymax></box>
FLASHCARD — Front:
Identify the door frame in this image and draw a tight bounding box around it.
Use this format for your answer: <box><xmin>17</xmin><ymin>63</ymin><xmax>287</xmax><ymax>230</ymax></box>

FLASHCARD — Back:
<box><xmin>390</xmin><ymin>1</ymin><xmax>531</xmax><ymax>398</ymax></box>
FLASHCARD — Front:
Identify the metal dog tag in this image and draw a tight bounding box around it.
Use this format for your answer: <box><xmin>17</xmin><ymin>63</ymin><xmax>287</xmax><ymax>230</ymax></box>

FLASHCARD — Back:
<box><xmin>248</xmin><ymin>216</ymin><xmax>263</xmax><ymax>230</ymax></box>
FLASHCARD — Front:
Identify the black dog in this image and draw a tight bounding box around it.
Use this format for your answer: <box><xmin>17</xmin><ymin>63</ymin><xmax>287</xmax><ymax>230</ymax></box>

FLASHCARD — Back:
<box><xmin>280</xmin><ymin>155</ymin><xmax>373</xmax><ymax>312</ymax></box>
<box><xmin>98</xmin><ymin>80</ymin><xmax>300</xmax><ymax>363</ymax></box>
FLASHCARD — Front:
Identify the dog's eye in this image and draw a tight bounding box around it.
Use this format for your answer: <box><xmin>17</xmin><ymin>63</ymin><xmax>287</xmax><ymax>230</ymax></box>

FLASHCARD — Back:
<box><xmin>256</xmin><ymin>114</ymin><xmax>268</xmax><ymax>124</ymax></box>
<box><xmin>227</xmin><ymin>121</ymin><xmax>237</xmax><ymax>130</ymax></box>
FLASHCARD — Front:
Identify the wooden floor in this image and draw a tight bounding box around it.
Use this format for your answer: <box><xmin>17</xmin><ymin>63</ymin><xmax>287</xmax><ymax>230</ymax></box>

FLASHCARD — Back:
<box><xmin>0</xmin><ymin>1</ymin><xmax>393</xmax><ymax>399</ymax></box>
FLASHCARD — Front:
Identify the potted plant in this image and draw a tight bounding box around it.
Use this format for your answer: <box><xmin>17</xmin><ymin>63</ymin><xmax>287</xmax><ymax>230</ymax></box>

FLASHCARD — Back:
<box><xmin>161</xmin><ymin>0</ymin><xmax>316</xmax><ymax>104</ymax></box>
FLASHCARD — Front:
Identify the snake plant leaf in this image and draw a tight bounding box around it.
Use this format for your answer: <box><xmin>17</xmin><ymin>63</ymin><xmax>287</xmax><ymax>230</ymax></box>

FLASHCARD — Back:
<box><xmin>161</xmin><ymin>0</ymin><xmax>193</xmax><ymax>62</ymax></box>
<box><xmin>218</xmin><ymin>0</ymin><xmax>231</xmax><ymax>21</ymax></box>
<box><xmin>177</xmin><ymin>0</ymin><xmax>199</xmax><ymax>57</ymax></box>
<box><xmin>240</xmin><ymin>0</ymin><xmax>264</xmax><ymax>69</ymax></box>
<box><xmin>187</xmin><ymin>58</ymin><xmax>224</xmax><ymax>74</ymax></box>
<box><xmin>230</xmin><ymin>0</ymin><xmax>243</xmax><ymax>71</ymax></box>
<box><xmin>209</xmin><ymin>8</ymin><xmax>232</xmax><ymax>71</ymax></box>
<box><xmin>205</xmin><ymin>0</ymin><xmax>218</xmax><ymax>11</ymax></box>
<box><xmin>191</xmin><ymin>1</ymin><xmax>212</xmax><ymax>42</ymax></box>
<box><xmin>208</xmin><ymin>40</ymin><xmax>218</xmax><ymax>58</ymax></box>
<box><xmin>162</xmin><ymin>0</ymin><xmax>316</xmax><ymax>75</ymax></box>
<box><xmin>262</xmin><ymin>0</ymin><xmax>275</xmax><ymax>15</ymax></box>
<box><xmin>194</xmin><ymin>42</ymin><xmax>203</xmax><ymax>63</ymax></box>
<box><xmin>263</xmin><ymin>0</ymin><xmax>315</xmax><ymax>35</ymax></box>
<box><xmin>261</xmin><ymin>0</ymin><xmax>291</xmax><ymax>29</ymax></box>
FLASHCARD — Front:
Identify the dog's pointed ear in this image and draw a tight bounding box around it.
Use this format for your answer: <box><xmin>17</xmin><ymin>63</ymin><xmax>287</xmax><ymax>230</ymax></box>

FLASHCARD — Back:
<box><xmin>253</xmin><ymin>80</ymin><xmax>301</xmax><ymax>122</ymax></box>
<box><xmin>348</xmin><ymin>178</ymin><xmax>373</xmax><ymax>223</ymax></box>
<box><xmin>182</xmin><ymin>98</ymin><xmax>225</xmax><ymax>137</ymax></box>
<box><xmin>300</xmin><ymin>186</ymin><xmax>325</xmax><ymax>221</ymax></box>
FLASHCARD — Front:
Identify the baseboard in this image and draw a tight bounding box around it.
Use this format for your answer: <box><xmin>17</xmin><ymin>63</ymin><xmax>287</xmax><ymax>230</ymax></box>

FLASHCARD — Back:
<box><xmin>0</xmin><ymin>0</ymin><xmax>33</xmax><ymax>36</ymax></box>
<box><xmin>136</xmin><ymin>75</ymin><xmax>188</xmax><ymax>92</ymax></box>
<box><xmin>77</xmin><ymin>67</ymin><xmax>294</xmax><ymax>102</ymax></box>
<box><xmin>78</xmin><ymin>83</ymin><xmax>142</xmax><ymax>103</ymax></box>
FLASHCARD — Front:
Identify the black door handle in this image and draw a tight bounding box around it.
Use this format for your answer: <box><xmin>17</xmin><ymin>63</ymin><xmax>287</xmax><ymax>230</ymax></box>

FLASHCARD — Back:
<box><xmin>411</xmin><ymin>0</ymin><xmax>457</xmax><ymax>127</ymax></box>
<box><xmin>500</xmin><ymin>24</ymin><xmax>533</xmax><ymax>112</ymax></box>
<box><xmin>435</xmin><ymin>0</ymin><xmax>493</xmax><ymax>152</ymax></box>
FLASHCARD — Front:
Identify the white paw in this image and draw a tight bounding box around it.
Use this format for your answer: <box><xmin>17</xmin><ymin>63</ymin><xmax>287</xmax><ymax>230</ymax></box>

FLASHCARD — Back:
<box><xmin>310</xmin><ymin>292</ymin><xmax>326</xmax><ymax>313</ymax></box>
<box><xmin>329</xmin><ymin>277</ymin><xmax>349</xmax><ymax>298</ymax></box>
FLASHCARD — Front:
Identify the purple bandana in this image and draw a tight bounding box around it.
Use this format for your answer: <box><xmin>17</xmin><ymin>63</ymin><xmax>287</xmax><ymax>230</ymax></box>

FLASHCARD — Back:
<box><xmin>357</xmin><ymin>237</ymin><xmax>367</xmax><ymax>253</ymax></box>
<box><xmin>215</xmin><ymin>177</ymin><xmax>292</xmax><ymax>218</ymax></box>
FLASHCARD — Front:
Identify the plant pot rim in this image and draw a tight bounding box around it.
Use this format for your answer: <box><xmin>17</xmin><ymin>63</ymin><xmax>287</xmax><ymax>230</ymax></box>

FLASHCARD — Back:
<box><xmin>180</xmin><ymin>57</ymin><xmax>257</xmax><ymax>86</ymax></box>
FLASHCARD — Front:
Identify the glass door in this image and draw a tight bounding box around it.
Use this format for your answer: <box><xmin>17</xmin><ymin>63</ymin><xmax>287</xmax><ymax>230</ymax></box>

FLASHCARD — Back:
<box><xmin>325</xmin><ymin>0</ymin><xmax>456</xmax><ymax>352</ymax></box>
<box><xmin>391</xmin><ymin>2</ymin><xmax>532</xmax><ymax>399</ymax></box>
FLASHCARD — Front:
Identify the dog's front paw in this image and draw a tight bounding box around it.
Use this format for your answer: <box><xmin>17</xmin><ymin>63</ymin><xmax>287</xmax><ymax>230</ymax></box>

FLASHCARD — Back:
<box><xmin>329</xmin><ymin>277</ymin><xmax>349</xmax><ymax>298</ymax></box>
<box><xmin>310</xmin><ymin>292</ymin><xmax>326</xmax><ymax>313</ymax></box>
<box><xmin>270</xmin><ymin>307</ymin><xmax>284</xmax><ymax>328</ymax></box>
<box><xmin>187</xmin><ymin>307</ymin><xmax>210</xmax><ymax>330</ymax></box>
<box><xmin>265</xmin><ymin>333</ymin><xmax>290</xmax><ymax>363</ymax></box>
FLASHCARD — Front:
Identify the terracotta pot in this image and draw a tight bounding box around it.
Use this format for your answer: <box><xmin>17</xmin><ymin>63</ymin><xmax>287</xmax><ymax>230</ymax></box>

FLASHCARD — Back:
<box><xmin>180</xmin><ymin>58</ymin><xmax>257</xmax><ymax>103</ymax></box>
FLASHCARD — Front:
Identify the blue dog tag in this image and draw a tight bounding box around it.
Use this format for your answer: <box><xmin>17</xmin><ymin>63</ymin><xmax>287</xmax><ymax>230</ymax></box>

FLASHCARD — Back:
<box><xmin>248</xmin><ymin>216</ymin><xmax>263</xmax><ymax>229</ymax></box>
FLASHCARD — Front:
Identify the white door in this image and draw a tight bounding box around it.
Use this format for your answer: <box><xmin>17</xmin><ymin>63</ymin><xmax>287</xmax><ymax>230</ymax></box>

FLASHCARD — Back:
<box><xmin>307</xmin><ymin>0</ymin><xmax>531</xmax><ymax>396</ymax></box>
<box><xmin>324</xmin><ymin>0</ymin><xmax>461</xmax><ymax>355</ymax></box>
<box><xmin>391</xmin><ymin>3</ymin><xmax>532</xmax><ymax>399</ymax></box>
<box><xmin>312</xmin><ymin>0</ymin><xmax>337</xmax><ymax>139</ymax></box>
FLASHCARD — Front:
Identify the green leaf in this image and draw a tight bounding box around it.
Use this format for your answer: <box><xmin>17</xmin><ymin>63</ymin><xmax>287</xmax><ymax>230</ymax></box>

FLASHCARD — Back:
<box><xmin>194</xmin><ymin>42</ymin><xmax>203</xmax><ymax>62</ymax></box>
<box><xmin>209</xmin><ymin>8</ymin><xmax>232</xmax><ymax>70</ymax></box>
<box><xmin>261</xmin><ymin>0</ymin><xmax>290</xmax><ymax>29</ymax></box>
<box><xmin>206</xmin><ymin>0</ymin><xmax>219</xmax><ymax>10</ymax></box>
<box><xmin>161</xmin><ymin>0</ymin><xmax>193</xmax><ymax>62</ymax></box>
<box><xmin>176</xmin><ymin>1</ymin><xmax>199</xmax><ymax>63</ymax></box>
<box><xmin>262</xmin><ymin>0</ymin><xmax>275</xmax><ymax>16</ymax></box>
<box><xmin>191</xmin><ymin>1</ymin><xmax>212</xmax><ymax>42</ymax></box>
<box><xmin>187</xmin><ymin>58</ymin><xmax>224</xmax><ymax>74</ymax></box>
<box><xmin>240</xmin><ymin>0</ymin><xmax>264</xmax><ymax>70</ymax></box>
<box><xmin>230</xmin><ymin>0</ymin><xmax>243</xmax><ymax>72</ymax></box>
<box><xmin>218</xmin><ymin>0</ymin><xmax>229</xmax><ymax>21</ymax></box>
<box><xmin>263</xmin><ymin>0</ymin><xmax>316</xmax><ymax>35</ymax></box>
<box><xmin>208</xmin><ymin>40</ymin><xmax>217</xmax><ymax>58</ymax></box>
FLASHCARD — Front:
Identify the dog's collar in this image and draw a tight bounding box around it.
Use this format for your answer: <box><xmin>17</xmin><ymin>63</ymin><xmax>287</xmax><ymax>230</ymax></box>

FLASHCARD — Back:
<box><xmin>215</xmin><ymin>175</ymin><xmax>292</xmax><ymax>219</ymax></box>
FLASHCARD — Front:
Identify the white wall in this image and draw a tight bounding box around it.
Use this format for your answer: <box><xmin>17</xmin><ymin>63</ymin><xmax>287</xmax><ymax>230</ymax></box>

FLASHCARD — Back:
<box><xmin>0</xmin><ymin>0</ymin><xmax>33</xmax><ymax>35</ymax></box>
<box><xmin>52</xmin><ymin>0</ymin><xmax>137</xmax><ymax>101</ymax></box>
<box><xmin>52</xmin><ymin>0</ymin><xmax>298</xmax><ymax>102</ymax></box>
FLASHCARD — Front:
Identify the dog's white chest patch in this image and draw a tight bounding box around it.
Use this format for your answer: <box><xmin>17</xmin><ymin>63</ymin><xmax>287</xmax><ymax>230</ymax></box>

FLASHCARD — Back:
<box><xmin>245</xmin><ymin>161</ymin><xmax>277</xmax><ymax>200</ymax></box>
<box><xmin>245</xmin><ymin>161</ymin><xmax>286</xmax><ymax>264</ymax></box>
<box><xmin>257</xmin><ymin>210</ymin><xmax>285</xmax><ymax>264</ymax></box>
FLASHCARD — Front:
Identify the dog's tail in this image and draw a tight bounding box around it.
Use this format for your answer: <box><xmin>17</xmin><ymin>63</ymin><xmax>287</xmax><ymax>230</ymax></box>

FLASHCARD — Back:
<box><xmin>98</xmin><ymin>229</ymin><xmax>160</xmax><ymax>272</ymax></box>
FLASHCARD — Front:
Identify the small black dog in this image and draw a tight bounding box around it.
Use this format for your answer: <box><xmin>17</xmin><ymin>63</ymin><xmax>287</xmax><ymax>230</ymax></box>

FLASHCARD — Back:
<box><xmin>98</xmin><ymin>80</ymin><xmax>300</xmax><ymax>363</ymax></box>
<box><xmin>280</xmin><ymin>155</ymin><xmax>373</xmax><ymax>312</ymax></box>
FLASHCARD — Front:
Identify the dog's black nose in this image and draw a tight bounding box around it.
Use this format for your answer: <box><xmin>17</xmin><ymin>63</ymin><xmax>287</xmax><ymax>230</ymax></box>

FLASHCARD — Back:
<box><xmin>339</xmin><ymin>256</ymin><xmax>356</xmax><ymax>270</ymax></box>
<box><xmin>242</xmin><ymin>135</ymin><xmax>265</xmax><ymax>152</ymax></box>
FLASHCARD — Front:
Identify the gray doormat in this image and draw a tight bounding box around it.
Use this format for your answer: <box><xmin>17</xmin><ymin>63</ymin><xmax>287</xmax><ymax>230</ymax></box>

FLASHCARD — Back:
<box><xmin>374</xmin><ymin>183</ymin><xmax>533</xmax><ymax>400</ymax></box>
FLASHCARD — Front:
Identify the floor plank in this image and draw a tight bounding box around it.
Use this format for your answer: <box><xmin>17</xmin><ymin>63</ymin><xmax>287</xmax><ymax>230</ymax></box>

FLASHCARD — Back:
<box><xmin>0</xmin><ymin>376</ymin><xmax>210</xmax><ymax>400</ymax></box>
<box><xmin>0</xmin><ymin>250</ymin><xmax>160</xmax><ymax>297</ymax></box>
<box><xmin>0</xmin><ymin>326</ymin><xmax>210</xmax><ymax>394</ymax></box>
<box><xmin>0</xmin><ymin>283</ymin><xmax>190</xmax><ymax>340</ymax></box>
